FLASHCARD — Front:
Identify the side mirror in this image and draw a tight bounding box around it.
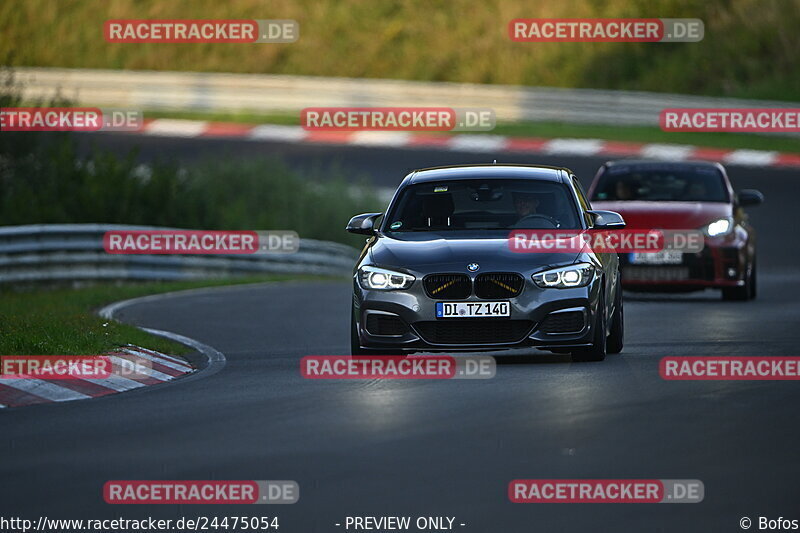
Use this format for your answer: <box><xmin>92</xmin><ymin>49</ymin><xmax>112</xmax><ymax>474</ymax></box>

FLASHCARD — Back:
<box><xmin>737</xmin><ymin>189</ymin><xmax>764</xmax><ymax>207</ymax></box>
<box><xmin>587</xmin><ymin>210</ymin><xmax>626</xmax><ymax>230</ymax></box>
<box><xmin>346</xmin><ymin>213</ymin><xmax>383</xmax><ymax>235</ymax></box>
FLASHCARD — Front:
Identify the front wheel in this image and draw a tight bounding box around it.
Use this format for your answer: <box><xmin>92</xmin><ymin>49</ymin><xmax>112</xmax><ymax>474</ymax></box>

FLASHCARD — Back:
<box><xmin>350</xmin><ymin>309</ymin><xmax>366</xmax><ymax>355</ymax></box>
<box><xmin>606</xmin><ymin>284</ymin><xmax>624</xmax><ymax>355</ymax></box>
<box><xmin>572</xmin><ymin>295</ymin><xmax>607</xmax><ymax>362</ymax></box>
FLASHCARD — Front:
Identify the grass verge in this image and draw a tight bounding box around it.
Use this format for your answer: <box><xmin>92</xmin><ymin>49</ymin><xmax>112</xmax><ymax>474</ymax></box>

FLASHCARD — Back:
<box><xmin>0</xmin><ymin>275</ymin><xmax>337</xmax><ymax>356</ymax></box>
<box><xmin>2</xmin><ymin>0</ymin><xmax>798</xmax><ymax>101</ymax></box>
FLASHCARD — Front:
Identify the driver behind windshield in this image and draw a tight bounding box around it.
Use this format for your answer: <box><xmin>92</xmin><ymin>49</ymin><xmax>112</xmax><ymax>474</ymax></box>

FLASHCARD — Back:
<box><xmin>513</xmin><ymin>192</ymin><xmax>540</xmax><ymax>219</ymax></box>
<box><xmin>511</xmin><ymin>191</ymin><xmax>561</xmax><ymax>228</ymax></box>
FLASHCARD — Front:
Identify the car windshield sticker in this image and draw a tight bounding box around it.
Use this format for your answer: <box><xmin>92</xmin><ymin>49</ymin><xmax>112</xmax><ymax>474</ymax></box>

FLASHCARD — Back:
<box><xmin>390</xmin><ymin>221</ymin><xmax>403</xmax><ymax>230</ymax></box>
<box><xmin>434</xmin><ymin>186</ymin><xmax>448</xmax><ymax>192</ymax></box>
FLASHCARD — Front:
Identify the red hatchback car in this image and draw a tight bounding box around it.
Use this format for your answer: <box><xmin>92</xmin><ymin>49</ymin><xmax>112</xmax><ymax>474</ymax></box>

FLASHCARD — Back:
<box><xmin>588</xmin><ymin>160</ymin><xmax>763</xmax><ymax>300</ymax></box>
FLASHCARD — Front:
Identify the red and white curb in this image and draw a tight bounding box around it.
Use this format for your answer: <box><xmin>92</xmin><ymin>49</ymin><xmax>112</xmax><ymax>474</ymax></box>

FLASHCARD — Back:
<box><xmin>130</xmin><ymin>119</ymin><xmax>800</xmax><ymax>168</ymax></box>
<box><xmin>0</xmin><ymin>346</ymin><xmax>194</xmax><ymax>408</ymax></box>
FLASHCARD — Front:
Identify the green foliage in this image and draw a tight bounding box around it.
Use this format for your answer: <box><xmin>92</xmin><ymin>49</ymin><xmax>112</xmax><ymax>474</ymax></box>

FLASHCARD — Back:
<box><xmin>0</xmin><ymin>0</ymin><xmax>798</xmax><ymax>100</ymax></box>
<box><xmin>0</xmin><ymin>121</ymin><xmax>381</xmax><ymax>249</ymax></box>
<box><xmin>1</xmin><ymin>65</ymin><xmax>382</xmax><ymax>247</ymax></box>
<box><xmin>0</xmin><ymin>139</ymin><xmax>381</xmax><ymax>246</ymax></box>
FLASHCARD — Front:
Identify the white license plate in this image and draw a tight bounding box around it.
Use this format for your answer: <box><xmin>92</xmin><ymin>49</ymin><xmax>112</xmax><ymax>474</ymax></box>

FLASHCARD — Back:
<box><xmin>625</xmin><ymin>267</ymin><xmax>690</xmax><ymax>281</ymax></box>
<box><xmin>436</xmin><ymin>301</ymin><xmax>510</xmax><ymax>318</ymax></box>
<box><xmin>630</xmin><ymin>250</ymin><xmax>683</xmax><ymax>265</ymax></box>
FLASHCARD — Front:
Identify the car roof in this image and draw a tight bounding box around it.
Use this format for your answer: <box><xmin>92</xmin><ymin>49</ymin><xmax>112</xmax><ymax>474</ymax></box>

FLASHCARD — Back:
<box><xmin>404</xmin><ymin>164</ymin><xmax>571</xmax><ymax>185</ymax></box>
<box><xmin>603</xmin><ymin>159</ymin><xmax>725</xmax><ymax>171</ymax></box>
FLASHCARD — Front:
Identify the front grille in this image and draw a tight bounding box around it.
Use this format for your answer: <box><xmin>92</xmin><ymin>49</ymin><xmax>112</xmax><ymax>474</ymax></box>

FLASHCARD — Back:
<box><xmin>413</xmin><ymin>320</ymin><xmax>533</xmax><ymax>345</ymax></box>
<box><xmin>624</xmin><ymin>266</ymin><xmax>690</xmax><ymax>282</ymax></box>
<box><xmin>366</xmin><ymin>314</ymin><xmax>409</xmax><ymax>336</ymax></box>
<box><xmin>621</xmin><ymin>251</ymin><xmax>715</xmax><ymax>281</ymax></box>
<box><xmin>540</xmin><ymin>311</ymin><xmax>585</xmax><ymax>334</ymax></box>
<box><xmin>424</xmin><ymin>274</ymin><xmax>471</xmax><ymax>299</ymax></box>
<box><xmin>474</xmin><ymin>273</ymin><xmax>524</xmax><ymax>299</ymax></box>
<box><xmin>687</xmin><ymin>250</ymin><xmax>716</xmax><ymax>281</ymax></box>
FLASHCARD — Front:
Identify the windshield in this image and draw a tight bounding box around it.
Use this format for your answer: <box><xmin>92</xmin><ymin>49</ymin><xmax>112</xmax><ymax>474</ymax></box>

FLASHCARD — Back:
<box><xmin>384</xmin><ymin>179</ymin><xmax>581</xmax><ymax>232</ymax></box>
<box><xmin>591</xmin><ymin>164</ymin><xmax>729</xmax><ymax>202</ymax></box>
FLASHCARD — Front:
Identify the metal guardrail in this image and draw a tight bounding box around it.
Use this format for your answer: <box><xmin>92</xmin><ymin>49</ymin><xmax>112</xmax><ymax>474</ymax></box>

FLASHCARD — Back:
<box><xmin>15</xmin><ymin>67</ymin><xmax>798</xmax><ymax>128</ymax></box>
<box><xmin>0</xmin><ymin>224</ymin><xmax>359</xmax><ymax>283</ymax></box>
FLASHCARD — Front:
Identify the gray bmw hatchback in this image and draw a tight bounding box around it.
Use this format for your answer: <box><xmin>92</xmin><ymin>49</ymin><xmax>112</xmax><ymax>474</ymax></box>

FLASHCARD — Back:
<box><xmin>347</xmin><ymin>164</ymin><xmax>625</xmax><ymax>361</ymax></box>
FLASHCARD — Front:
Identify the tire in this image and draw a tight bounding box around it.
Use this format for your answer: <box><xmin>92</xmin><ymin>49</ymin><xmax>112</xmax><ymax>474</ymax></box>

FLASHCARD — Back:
<box><xmin>350</xmin><ymin>306</ymin><xmax>402</xmax><ymax>356</ymax></box>
<box><xmin>350</xmin><ymin>306</ymin><xmax>367</xmax><ymax>355</ymax></box>
<box><xmin>572</xmin><ymin>293</ymin><xmax>607</xmax><ymax>362</ymax></box>
<box><xmin>722</xmin><ymin>260</ymin><xmax>755</xmax><ymax>301</ymax></box>
<box><xmin>606</xmin><ymin>283</ymin><xmax>624</xmax><ymax>355</ymax></box>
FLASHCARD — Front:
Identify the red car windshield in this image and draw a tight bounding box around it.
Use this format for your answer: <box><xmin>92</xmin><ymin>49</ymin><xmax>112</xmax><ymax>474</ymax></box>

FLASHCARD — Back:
<box><xmin>592</xmin><ymin>165</ymin><xmax>729</xmax><ymax>202</ymax></box>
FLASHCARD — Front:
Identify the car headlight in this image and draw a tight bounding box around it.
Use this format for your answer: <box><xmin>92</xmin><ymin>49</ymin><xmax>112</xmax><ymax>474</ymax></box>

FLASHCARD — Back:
<box><xmin>532</xmin><ymin>263</ymin><xmax>595</xmax><ymax>289</ymax></box>
<box><xmin>702</xmin><ymin>217</ymin><xmax>733</xmax><ymax>237</ymax></box>
<box><xmin>358</xmin><ymin>265</ymin><xmax>415</xmax><ymax>290</ymax></box>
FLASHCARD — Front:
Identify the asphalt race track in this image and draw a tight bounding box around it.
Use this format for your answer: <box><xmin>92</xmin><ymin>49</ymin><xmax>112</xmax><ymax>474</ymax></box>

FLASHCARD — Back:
<box><xmin>71</xmin><ymin>131</ymin><xmax>797</xmax><ymax>269</ymax></box>
<box><xmin>2</xmin><ymin>135</ymin><xmax>799</xmax><ymax>532</ymax></box>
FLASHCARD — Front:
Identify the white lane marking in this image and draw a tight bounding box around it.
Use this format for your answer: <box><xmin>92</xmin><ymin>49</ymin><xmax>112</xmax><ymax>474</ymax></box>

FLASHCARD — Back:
<box><xmin>639</xmin><ymin>143</ymin><xmax>694</xmax><ymax>160</ymax></box>
<box><xmin>121</xmin><ymin>348</ymin><xmax>193</xmax><ymax>372</ymax></box>
<box><xmin>83</xmin><ymin>374</ymin><xmax>146</xmax><ymax>392</ymax></box>
<box><xmin>543</xmin><ymin>138</ymin><xmax>604</xmax><ymax>155</ymax></box>
<box><xmin>125</xmin><ymin>345</ymin><xmax>193</xmax><ymax>366</ymax></box>
<box><xmin>349</xmin><ymin>131</ymin><xmax>412</xmax><ymax>147</ymax></box>
<box><xmin>0</xmin><ymin>379</ymin><xmax>91</xmax><ymax>402</ymax></box>
<box><xmin>248</xmin><ymin>124</ymin><xmax>307</xmax><ymax>142</ymax></box>
<box><xmin>723</xmin><ymin>149</ymin><xmax>778</xmax><ymax>166</ymax></box>
<box><xmin>142</xmin><ymin>327</ymin><xmax>227</xmax><ymax>379</ymax></box>
<box><xmin>448</xmin><ymin>134</ymin><xmax>508</xmax><ymax>153</ymax></box>
<box><xmin>144</xmin><ymin>119</ymin><xmax>209</xmax><ymax>137</ymax></box>
<box><xmin>99</xmin><ymin>287</ymin><xmax>234</xmax><ymax>382</ymax></box>
<box><xmin>109</xmin><ymin>356</ymin><xmax>176</xmax><ymax>382</ymax></box>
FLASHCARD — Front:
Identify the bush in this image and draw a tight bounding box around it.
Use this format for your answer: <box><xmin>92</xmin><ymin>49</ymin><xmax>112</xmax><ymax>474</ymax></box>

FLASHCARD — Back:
<box><xmin>0</xmin><ymin>68</ymin><xmax>382</xmax><ymax>248</ymax></box>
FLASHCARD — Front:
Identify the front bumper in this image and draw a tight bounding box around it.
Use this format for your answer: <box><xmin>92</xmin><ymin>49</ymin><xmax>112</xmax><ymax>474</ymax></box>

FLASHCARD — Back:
<box><xmin>353</xmin><ymin>274</ymin><xmax>603</xmax><ymax>353</ymax></box>
<box><xmin>621</xmin><ymin>236</ymin><xmax>751</xmax><ymax>291</ymax></box>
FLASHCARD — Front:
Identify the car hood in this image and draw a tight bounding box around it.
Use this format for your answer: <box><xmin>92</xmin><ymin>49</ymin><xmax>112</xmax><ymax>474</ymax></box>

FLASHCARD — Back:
<box><xmin>591</xmin><ymin>201</ymin><xmax>732</xmax><ymax>229</ymax></box>
<box><xmin>369</xmin><ymin>233</ymin><xmax>581</xmax><ymax>273</ymax></box>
